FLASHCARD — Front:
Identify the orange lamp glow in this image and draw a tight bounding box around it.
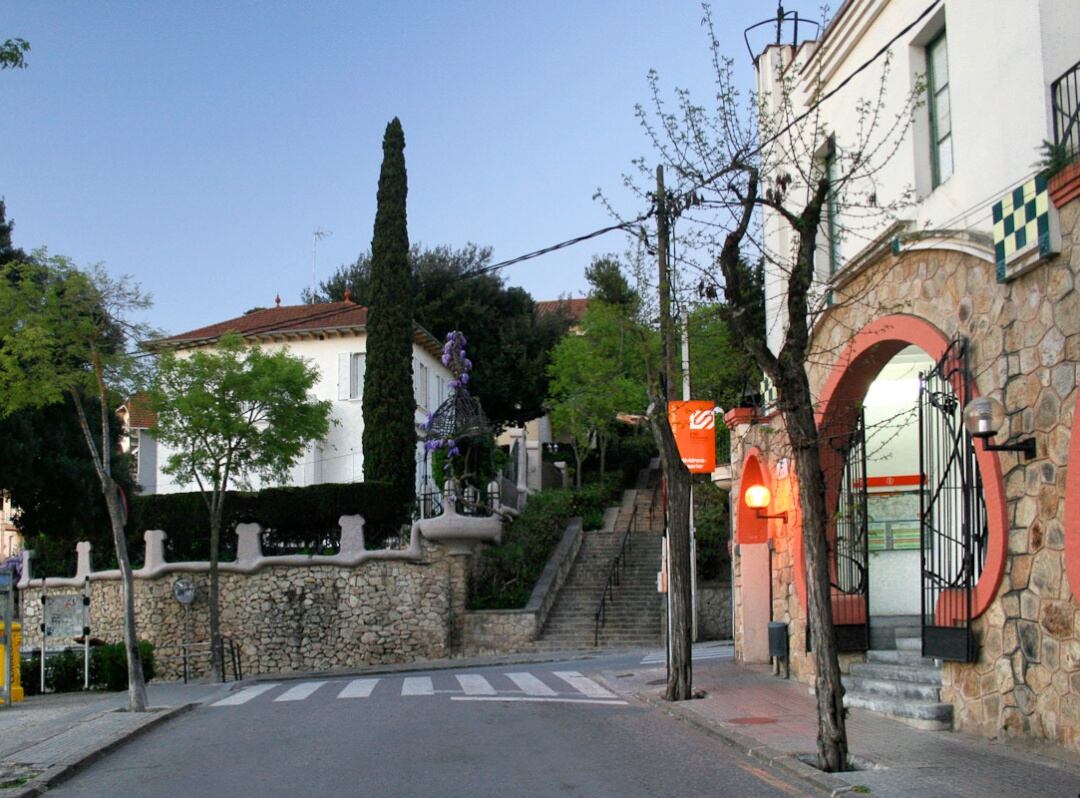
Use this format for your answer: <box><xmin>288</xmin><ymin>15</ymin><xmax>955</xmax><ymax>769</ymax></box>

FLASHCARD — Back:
<box><xmin>744</xmin><ymin>484</ymin><xmax>771</xmax><ymax>509</ymax></box>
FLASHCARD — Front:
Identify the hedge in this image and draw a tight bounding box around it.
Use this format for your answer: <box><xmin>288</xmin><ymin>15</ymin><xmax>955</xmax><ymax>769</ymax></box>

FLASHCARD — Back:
<box><xmin>21</xmin><ymin>640</ymin><xmax>156</xmax><ymax>695</ymax></box>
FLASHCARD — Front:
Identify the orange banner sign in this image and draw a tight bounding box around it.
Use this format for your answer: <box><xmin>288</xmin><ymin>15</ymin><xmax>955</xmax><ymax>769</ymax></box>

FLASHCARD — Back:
<box><xmin>669</xmin><ymin>400</ymin><xmax>716</xmax><ymax>474</ymax></box>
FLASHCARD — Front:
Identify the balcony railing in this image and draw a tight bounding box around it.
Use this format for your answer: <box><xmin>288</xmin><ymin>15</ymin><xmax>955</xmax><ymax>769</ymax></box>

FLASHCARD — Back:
<box><xmin>1052</xmin><ymin>59</ymin><xmax>1080</xmax><ymax>160</ymax></box>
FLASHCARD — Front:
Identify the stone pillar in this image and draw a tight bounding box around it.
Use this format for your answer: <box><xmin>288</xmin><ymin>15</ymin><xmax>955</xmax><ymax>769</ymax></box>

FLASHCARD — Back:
<box><xmin>75</xmin><ymin>541</ymin><xmax>92</xmax><ymax>580</ymax></box>
<box><xmin>236</xmin><ymin>523</ymin><xmax>263</xmax><ymax>567</ymax></box>
<box><xmin>508</xmin><ymin>427</ymin><xmax>528</xmax><ymax>495</ymax></box>
<box><xmin>525</xmin><ymin>441</ymin><xmax>542</xmax><ymax>492</ymax></box>
<box><xmin>339</xmin><ymin>515</ymin><xmax>366</xmax><ymax>556</ymax></box>
<box><xmin>144</xmin><ymin>530</ymin><xmax>167</xmax><ymax>571</ymax></box>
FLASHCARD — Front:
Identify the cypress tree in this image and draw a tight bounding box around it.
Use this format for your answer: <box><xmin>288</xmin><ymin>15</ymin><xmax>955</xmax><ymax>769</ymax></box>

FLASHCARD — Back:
<box><xmin>362</xmin><ymin>117</ymin><xmax>416</xmax><ymax>518</ymax></box>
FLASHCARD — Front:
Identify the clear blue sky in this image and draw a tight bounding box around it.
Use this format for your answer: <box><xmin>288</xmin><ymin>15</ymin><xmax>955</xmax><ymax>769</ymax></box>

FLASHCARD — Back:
<box><xmin>3</xmin><ymin>2</ymin><xmax>814</xmax><ymax>336</ymax></box>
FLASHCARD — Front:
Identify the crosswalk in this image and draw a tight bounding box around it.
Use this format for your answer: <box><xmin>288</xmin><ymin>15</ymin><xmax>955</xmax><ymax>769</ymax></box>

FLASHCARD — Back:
<box><xmin>640</xmin><ymin>641</ymin><xmax>734</xmax><ymax>665</ymax></box>
<box><xmin>210</xmin><ymin>670</ymin><xmax>626</xmax><ymax>708</ymax></box>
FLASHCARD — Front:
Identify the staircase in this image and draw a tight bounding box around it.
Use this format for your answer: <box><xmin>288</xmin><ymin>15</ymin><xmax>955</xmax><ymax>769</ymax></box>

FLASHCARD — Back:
<box><xmin>842</xmin><ymin>623</ymin><xmax>953</xmax><ymax>730</ymax></box>
<box><xmin>536</xmin><ymin>471</ymin><xmax>664</xmax><ymax>651</ymax></box>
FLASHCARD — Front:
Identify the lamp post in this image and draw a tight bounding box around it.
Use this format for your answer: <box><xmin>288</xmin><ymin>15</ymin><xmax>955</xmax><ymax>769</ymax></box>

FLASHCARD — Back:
<box><xmin>743</xmin><ymin>484</ymin><xmax>788</xmax><ymax>522</ymax></box>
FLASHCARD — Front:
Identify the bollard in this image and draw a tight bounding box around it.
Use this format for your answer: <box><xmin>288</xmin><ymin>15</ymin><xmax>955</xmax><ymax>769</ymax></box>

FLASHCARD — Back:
<box><xmin>0</xmin><ymin>621</ymin><xmax>23</xmax><ymax>703</ymax></box>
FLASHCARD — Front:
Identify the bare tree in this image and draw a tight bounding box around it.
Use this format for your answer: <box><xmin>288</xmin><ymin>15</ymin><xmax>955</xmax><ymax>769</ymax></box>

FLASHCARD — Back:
<box><xmin>616</xmin><ymin>6</ymin><xmax>921</xmax><ymax>770</ymax></box>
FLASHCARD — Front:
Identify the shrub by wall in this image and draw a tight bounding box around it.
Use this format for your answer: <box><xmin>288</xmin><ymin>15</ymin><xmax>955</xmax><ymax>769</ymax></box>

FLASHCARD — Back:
<box><xmin>21</xmin><ymin>640</ymin><xmax>156</xmax><ymax>696</ymax></box>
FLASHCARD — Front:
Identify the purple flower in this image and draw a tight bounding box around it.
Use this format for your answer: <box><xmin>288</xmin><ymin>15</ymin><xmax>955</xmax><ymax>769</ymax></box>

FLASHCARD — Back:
<box><xmin>460</xmin><ymin>373</ymin><xmax>469</xmax><ymax>384</ymax></box>
<box><xmin>441</xmin><ymin>352</ymin><xmax>451</xmax><ymax>366</ymax></box>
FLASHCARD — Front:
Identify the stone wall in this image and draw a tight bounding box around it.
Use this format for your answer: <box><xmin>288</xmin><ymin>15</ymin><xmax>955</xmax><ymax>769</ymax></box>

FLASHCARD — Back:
<box><xmin>729</xmin><ymin>197</ymin><xmax>1080</xmax><ymax>749</ymax></box>
<box><xmin>698</xmin><ymin>580</ymin><xmax>733</xmax><ymax>641</ymax></box>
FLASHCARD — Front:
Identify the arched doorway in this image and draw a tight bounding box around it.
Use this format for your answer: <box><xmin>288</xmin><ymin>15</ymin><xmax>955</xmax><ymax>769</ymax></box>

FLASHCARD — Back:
<box><xmin>813</xmin><ymin>315</ymin><xmax>1008</xmax><ymax>661</ymax></box>
<box><xmin>737</xmin><ymin>450</ymin><xmax>772</xmax><ymax>663</ymax></box>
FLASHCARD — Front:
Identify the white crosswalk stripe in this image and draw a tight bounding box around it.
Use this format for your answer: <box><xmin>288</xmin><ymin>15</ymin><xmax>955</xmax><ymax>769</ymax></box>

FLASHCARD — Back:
<box><xmin>456</xmin><ymin>674</ymin><xmax>496</xmax><ymax>695</ymax></box>
<box><xmin>337</xmin><ymin>678</ymin><xmax>379</xmax><ymax>699</ymax></box>
<box><xmin>640</xmin><ymin>643</ymin><xmax>734</xmax><ymax>665</ymax></box>
<box><xmin>506</xmin><ymin>672</ymin><xmax>557</xmax><ymax>697</ymax></box>
<box><xmin>211</xmin><ymin>683</ymin><xmax>280</xmax><ymax>706</ymax></box>
<box><xmin>274</xmin><ymin>681</ymin><xmax>325</xmax><ymax>702</ymax></box>
<box><xmin>401</xmin><ymin>676</ymin><xmax>434</xmax><ymax>696</ymax></box>
<box><xmin>209</xmin><ymin>671</ymin><xmax>627</xmax><ymax>707</ymax></box>
<box><xmin>552</xmin><ymin>671</ymin><xmax>616</xmax><ymax>699</ymax></box>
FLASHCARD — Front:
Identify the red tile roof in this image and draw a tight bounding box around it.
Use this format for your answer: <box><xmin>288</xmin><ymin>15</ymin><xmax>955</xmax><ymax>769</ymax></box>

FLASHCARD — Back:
<box><xmin>121</xmin><ymin>393</ymin><xmax>156</xmax><ymax>429</ymax></box>
<box><xmin>536</xmin><ymin>298</ymin><xmax>589</xmax><ymax>322</ymax></box>
<box><xmin>147</xmin><ymin>300</ymin><xmax>442</xmax><ymax>356</ymax></box>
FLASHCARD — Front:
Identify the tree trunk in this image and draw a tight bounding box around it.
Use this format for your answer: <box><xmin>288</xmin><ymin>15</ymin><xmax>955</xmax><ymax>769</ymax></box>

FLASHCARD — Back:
<box><xmin>781</xmin><ymin>374</ymin><xmax>849</xmax><ymax>772</ymax></box>
<box><xmin>104</xmin><ymin>482</ymin><xmax>148</xmax><ymax>712</ymax></box>
<box><xmin>209</xmin><ymin>503</ymin><xmax>223</xmax><ymax>682</ymax></box>
<box><xmin>649</xmin><ymin>396</ymin><xmax>693</xmax><ymax>701</ymax></box>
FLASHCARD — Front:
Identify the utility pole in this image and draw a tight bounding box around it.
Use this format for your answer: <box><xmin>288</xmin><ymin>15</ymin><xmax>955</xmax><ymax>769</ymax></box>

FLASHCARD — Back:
<box><xmin>312</xmin><ymin>228</ymin><xmax>332</xmax><ymax>299</ymax></box>
<box><xmin>682</xmin><ymin>310</ymin><xmax>698</xmax><ymax>643</ymax></box>
<box><xmin>653</xmin><ymin>164</ymin><xmax>693</xmax><ymax>701</ymax></box>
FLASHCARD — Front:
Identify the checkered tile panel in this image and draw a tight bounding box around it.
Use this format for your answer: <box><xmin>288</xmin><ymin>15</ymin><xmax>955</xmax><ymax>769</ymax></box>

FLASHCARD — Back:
<box><xmin>992</xmin><ymin>174</ymin><xmax>1053</xmax><ymax>281</ymax></box>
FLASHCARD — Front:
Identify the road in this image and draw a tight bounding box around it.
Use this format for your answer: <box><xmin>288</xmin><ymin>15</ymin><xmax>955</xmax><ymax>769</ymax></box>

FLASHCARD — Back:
<box><xmin>49</xmin><ymin>651</ymin><xmax>816</xmax><ymax>798</ymax></box>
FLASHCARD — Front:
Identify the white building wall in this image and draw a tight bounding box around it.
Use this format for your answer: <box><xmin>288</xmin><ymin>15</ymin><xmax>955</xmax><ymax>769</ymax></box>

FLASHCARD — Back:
<box><xmin>758</xmin><ymin>0</ymin><xmax>1080</xmax><ymax>354</ymax></box>
<box><xmin>151</xmin><ymin>333</ymin><xmax>451</xmax><ymax>495</ymax></box>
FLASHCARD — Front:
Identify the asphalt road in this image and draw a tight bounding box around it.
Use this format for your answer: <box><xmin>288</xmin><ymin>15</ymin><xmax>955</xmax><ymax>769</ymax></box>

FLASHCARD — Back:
<box><xmin>49</xmin><ymin>654</ymin><xmax>815</xmax><ymax>798</ymax></box>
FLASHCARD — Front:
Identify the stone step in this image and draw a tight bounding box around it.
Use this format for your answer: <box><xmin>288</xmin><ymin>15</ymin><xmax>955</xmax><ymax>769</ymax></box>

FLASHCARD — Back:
<box><xmin>843</xmin><ymin>692</ymin><xmax>952</xmax><ymax>731</ymax></box>
<box><xmin>896</xmin><ymin>636</ymin><xmax>922</xmax><ymax>653</ymax></box>
<box><xmin>847</xmin><ymin>661</ymin><xmax>943</xmax><ymax>685</ymax></box>
<box><xmin>894</xmin><ymin>625</ymin><xmax>922</xmax><ymax>639</ymax></box>
<box><xmin>842</xmin><ymin>674</ymin><xmax>942</xmax><ymax>702</ymax></box>
<box><xmin>866</xmin><ymin>648</ymin><xmax>937</xmax><ymax>667</ymax></box>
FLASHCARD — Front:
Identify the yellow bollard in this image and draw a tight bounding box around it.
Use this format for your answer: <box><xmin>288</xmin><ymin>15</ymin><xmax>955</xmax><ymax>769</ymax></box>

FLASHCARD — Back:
<box><xmin>1</xmin><ymin>621</ymin><xmax>22</xmax><ymax>702</ymax></box>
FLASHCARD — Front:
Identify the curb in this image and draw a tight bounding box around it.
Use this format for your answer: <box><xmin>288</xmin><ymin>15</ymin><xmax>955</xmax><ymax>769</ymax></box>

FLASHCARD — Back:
<box><xmin>2</xmin><ymin>703</ymin><xmax>197</xmax><ymax>798</ymax></box>
<box><xmin>607</xmin><ymin>681</ymin><xmax>862</xmax><ymax>798</ymax></box>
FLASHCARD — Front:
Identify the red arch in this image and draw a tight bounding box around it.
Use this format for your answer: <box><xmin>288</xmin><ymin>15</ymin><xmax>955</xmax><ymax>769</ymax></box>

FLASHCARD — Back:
<box><xmin>802</xmin><ymin>313</ymin><xmax>1008</xmax><ymax>620</ymax></box>
<box><xmin>1065</xmin><ymin>394</ymin><xmax>1080</xmax><ymax>596</ymax></box>
<box><xmin>737</xmin><ymin>449</ymin><xmax>769</xmax><ymax>545</ymax></box>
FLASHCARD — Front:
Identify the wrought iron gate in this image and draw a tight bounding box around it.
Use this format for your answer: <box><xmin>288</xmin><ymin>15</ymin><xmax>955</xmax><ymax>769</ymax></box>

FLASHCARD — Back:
<box><xmin>918</xmin><ymin>338</ymin><xmax>985</xmax><ymax>662</ymax></box>
<box><xmin>831</xmin><ymin>410</ymin><xmax>870</xmax><ymax>651</ymax></box>
<box><xmin>808</xmin><ymin>410</ymin><xmax>870</xmax><ymax>654</ymax></box>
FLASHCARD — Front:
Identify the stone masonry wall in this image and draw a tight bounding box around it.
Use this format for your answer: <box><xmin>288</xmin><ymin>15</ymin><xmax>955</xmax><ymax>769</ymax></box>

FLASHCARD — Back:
<box><xmin>19</xmin><ymin>540</ymin><xmax>465</xmax><ymax>681</ymax></box>
<box><xmin>698</xmin><ymin>580</ymin><xmax>733</xmax><ymax>641</ymax></box>
<box><xmin>730</xmin><ymin>197</ymin><xmax>1079</xmax><ymax>749</ymax></box>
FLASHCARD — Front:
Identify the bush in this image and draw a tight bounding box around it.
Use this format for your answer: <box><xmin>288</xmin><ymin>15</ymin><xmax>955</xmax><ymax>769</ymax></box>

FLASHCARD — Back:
<box><xmin>129</xmin><ymin>481</ymin><xmax>406</xmax><ymax>560</ymax></box>
<box><xmin>468</xmin><ymin>476</ymin><xmax>624</xmax><ymax>610</ymax></box>
<box><xmin>20</xmin><ymin>640</ymin><xmax>156</xmax><ymax>695</ymax></box>
<box><xmin>694</xmin><ymin>481</ymin><xmax>730</xmax><ymax>582</ymax></box>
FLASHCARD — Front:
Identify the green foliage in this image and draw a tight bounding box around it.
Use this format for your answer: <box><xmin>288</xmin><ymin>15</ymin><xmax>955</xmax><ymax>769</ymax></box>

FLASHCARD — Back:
<box><xmin>688</xmin><ymin>303</ymin><xmax>761</xmax><ymax>413</ymax></box>
<box><xmin>585</xmin><ymin>254</ymin><xmax>638</xmax><ymax>311</ymax></box>
<box><xmin>694</xmin><ymin>481</ymin><xmax>730</xmax><ymax>583</ymax></box>
<box><xmin>468</xmin><ymin>474</ymin><xmax>623</xmax><ymax>610</ymax></box>
<box><xmin>21</xmin><ymin>641</ymin><xmax>155</xmax><ymax>695</ymax></box>
<box><xmin>362</xmin><ymin>117</ymin><xmax>417</xmax><ymax>518</ymax></box>
<box><xmin>1035</xmin><ymin>138</ymin><xmax>1074</xmax><ymax>179</ymax></box>
<box><xmin>151</xmin><ymin>332</ymin><xmax>332</xmax><ymax>495</ymax></box>
<box><xmin>314</xmin><ymin>243</ymin><xmax>570</xmax><ymax>427</ymax></box>
<box><xmin>0</xmin><ymin>38</ymin><xmax>29</xmax><ymax>70</ymax></box>
<box><xmin>431</xmin><ymin>435</ymin><xmax>504</xmax><ymax>492</ymax></box>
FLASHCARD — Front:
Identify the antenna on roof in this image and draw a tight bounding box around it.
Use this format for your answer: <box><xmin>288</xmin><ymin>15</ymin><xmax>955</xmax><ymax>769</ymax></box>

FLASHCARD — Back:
<box><xmin>311</xmin><ymin>228</ymin><xmax>332</xmax><ymax>301</ymax></box>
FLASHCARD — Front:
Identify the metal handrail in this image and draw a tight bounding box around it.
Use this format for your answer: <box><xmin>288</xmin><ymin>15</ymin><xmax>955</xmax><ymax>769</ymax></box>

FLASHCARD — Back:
<box><xmin>157</xmin><ymin>636</ymin><xmax>243</xmax><ymax>684</ymax></box>
<box><xmin>593</xmin><ymin>504</ymin><xmax>637</xmax><ymax>647</ymax></box>
<box><xmin>1052</xmin><ymin>59</ymin><xmax>1080</xmax><ymax>160</ymax></box>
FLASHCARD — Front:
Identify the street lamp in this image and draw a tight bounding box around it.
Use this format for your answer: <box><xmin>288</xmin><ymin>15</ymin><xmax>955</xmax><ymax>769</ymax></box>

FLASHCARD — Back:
<box><xmin>962</xmin><ymin>396</ymin><xmax>1037</xmax><ymax>460</ymax></box>
<box><xmin>743</xmin><ymin>484</ymin><xmax>788</xmax><ymax>522</ymax></box>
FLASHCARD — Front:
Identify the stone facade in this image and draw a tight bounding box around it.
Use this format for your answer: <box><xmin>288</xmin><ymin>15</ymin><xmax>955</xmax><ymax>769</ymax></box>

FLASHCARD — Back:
<box><xmin>729</xmin><ymin>197</ymin><xmax>1079</xmax><ymax>748</ymax></box>
<box><xmin>698</xmin><ymin>580</ymin><xmax>733</xmax><ymax>641</ymax></box>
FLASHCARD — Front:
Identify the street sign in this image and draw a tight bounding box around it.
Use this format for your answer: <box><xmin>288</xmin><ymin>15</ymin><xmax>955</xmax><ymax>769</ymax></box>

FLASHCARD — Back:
<box><xmin>669</xmin><ymin>400</ymin><xmax>716</xmax><ymax>474</ymax></box>
<box><xmin>44</xmin><ymin>594</ymin><xmax>84</xmax><ymax>639</ymax></box>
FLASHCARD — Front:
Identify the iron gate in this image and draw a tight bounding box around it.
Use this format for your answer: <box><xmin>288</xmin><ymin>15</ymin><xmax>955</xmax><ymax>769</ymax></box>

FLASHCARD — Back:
<box><xmin>918</xmin><ymin>338</ymin><xmax>985</xmax><ymax>662</ymax></box>
<box><xmin>808</xmin><ymin>410</ymin><xmax>870</xmax><ymax>654</ymax></box>
<box><xmin>831</xmin><ymin>410</ymin><xmax>870</xmax><ymax>651</ymax></box>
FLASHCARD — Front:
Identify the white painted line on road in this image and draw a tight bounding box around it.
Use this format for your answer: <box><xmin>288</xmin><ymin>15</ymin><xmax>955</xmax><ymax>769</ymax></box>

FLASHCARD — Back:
<box><xmin>401</xmin><ymin>676</ymin><xmax>434</xmax><ymax>696</ymax></box>
<box><xmin>338</xmin><ymin>678</ymin><xmax>379</xmax><ymax>699</ymax></box>
<box><xmin>553</xmin><ymin>671</ymin><xmax>617</xmax><ymax>699</ymax></box>
<box><xmin>451</xmin><ymin>696</ymin><xmax>627</xmax><ymax>706</ymax></box>
<box><xmin>274</xmin><ymin>681</ymin><xmax>326</xmax><ymax>702</ymax></box>
<box><xmin>456</xmin><ymin>674</ymin><xmax>496</xmax><ymax>695</ymax></box>
<box><xmin>506</xmin><ymin>672</ymin><xmax>557</xmax><ymax>697</ymax></box>
<box><xmin>211</xmin><ymin>683</ymin><xmax>281</xmax><ymax>707</ymax></box>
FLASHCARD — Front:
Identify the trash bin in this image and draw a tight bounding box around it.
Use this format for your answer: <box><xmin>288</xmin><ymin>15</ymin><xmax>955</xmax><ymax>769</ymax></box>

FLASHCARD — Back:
<box><xmin>768</xmin><ymin>621</ymin><xmax>788</xmax><ymax>658</ymax></box>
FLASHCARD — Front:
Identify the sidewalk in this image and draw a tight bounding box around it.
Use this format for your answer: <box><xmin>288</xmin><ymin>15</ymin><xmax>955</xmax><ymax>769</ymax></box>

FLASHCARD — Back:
<box><xmin>0</xmin><ymin>682</ymin><xmax>226</xmax><ymax>797</ymax></box>
<box><xmin>598</xmin><ymin>656</ymin><xmax>1080</xmax><ymax>797</ymax></box>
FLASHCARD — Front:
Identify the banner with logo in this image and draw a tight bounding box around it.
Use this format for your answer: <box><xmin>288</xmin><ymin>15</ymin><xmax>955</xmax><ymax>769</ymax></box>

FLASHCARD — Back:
<box><xmin>668</xmin><ymin>400</ymin><xmax>716</xmax><ymax>474</ymax></box>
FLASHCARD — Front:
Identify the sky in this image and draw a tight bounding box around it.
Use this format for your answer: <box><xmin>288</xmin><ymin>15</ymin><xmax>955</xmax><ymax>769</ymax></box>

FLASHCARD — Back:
<box><xmin>3</xmin><ymin>1</ymin><xmax>818</xmax><ymax>336</ymax></box>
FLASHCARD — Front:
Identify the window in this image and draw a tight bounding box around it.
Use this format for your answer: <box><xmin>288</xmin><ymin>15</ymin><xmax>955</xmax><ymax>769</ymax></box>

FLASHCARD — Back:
<box><xmin>927</xmin><ymin>31</ymin><xmax>953</xmax><ymax>187</ymax></box>
<box><xmin>414</xmin><ymin>360</ymin><xmax>429</xmax><ymax>411</ymax></box>
<box><xmin>338</xmin><ymin>352</ymin><xmax>365</xmax><ymax>400</ymax></box>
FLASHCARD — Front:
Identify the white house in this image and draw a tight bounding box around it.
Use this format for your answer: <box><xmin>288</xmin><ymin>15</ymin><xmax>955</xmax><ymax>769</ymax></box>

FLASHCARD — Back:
<box><xmin>140</xmin><ymin>298</ymin><xmax>452</xmax><ymax>497</ymax></box>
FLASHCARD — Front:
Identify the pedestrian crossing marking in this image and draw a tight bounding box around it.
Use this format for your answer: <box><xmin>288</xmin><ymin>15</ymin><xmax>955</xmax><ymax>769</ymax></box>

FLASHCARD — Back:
<box><xmin>456</xmin><ymin>674</ymin><xmax>496</xmax><ymax>695</ymax></box>
<box><xmin>274</xmin><ymin>681</ymin><xmax>325</xmax><ymax>702</ymax></box>
<box><xmin>552</xmin><ymin>671</ymin><xmax>616</xmax><ymax>699</ymax></box>
<box><xmin>211</xmin><ymin>683</ymin><xmax>281</xmax><ymax>707</ymax></box>
<box><xmin>506</xmin><ymin>672</ymin><xmax>557</xmax><ymax>697</ymax></box>
<box><xmin>451</xmin><ymin>696</ymin><xmax>627</xmax><ymax>706</ymax></box>
<box><xmin>401</xmin><ymin>676</ymin><xmax>434</xmax><ymax>696</ymax></box>
<box><xmin>338</xmin><ymin>678</ymin><xmax>379</xmax><ymax>699</ymax></box>
<box><xmin>640</xmin><ymin>643</ymin><xmax>733</xmax><ymax>665</ymax></box>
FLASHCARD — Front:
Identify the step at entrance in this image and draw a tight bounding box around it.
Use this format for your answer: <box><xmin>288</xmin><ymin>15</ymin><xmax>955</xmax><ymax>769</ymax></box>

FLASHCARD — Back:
<box><xmin>842</xmin><ymin>625</ymin><xmax>953</xmax><ymax>731</ymax></box>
